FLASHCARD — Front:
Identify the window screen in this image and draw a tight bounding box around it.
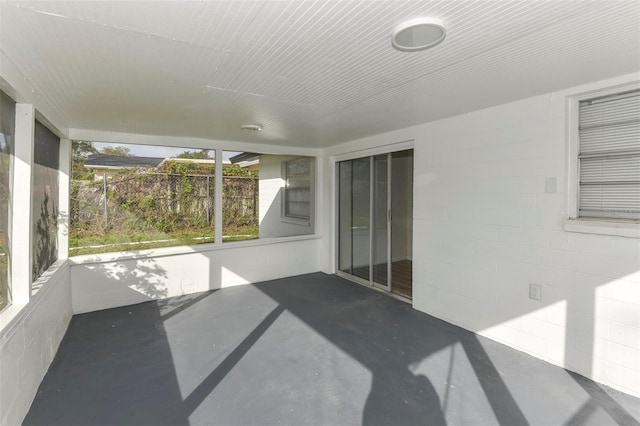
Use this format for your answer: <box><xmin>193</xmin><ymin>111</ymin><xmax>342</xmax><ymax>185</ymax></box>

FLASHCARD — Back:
<box><xmin>32</xmin><ymin>120</ymin><xmax>60</xmax><ymax>281</ymax></box>
<box><xmin>578</xmin><ymin>90</ymin><xmax>640</xmax><ymax>220</ymax></box>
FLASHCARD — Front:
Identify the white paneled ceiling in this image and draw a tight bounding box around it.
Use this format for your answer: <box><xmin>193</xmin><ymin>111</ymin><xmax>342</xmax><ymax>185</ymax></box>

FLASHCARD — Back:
<box><xmin>1</xmin><ymin>0</ymin><xmax>639</xmax><ymax>148</ymax></box>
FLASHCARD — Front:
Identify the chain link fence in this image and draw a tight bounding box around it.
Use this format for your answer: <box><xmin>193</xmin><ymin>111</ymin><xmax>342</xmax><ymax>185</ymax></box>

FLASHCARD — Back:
<box><xmin>71</xmin><ymin>172</ymin><xmax>258</xmax><ymax>239</ymax></box>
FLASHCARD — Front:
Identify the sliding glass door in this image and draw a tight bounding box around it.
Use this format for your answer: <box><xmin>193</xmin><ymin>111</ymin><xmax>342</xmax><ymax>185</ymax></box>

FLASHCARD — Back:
<box><xmin>337</xmin><ymin>150</ymin><xmax>413</xmax><ymax>298</ymax></box>
<box><xmin>338</xmin><ymin>157</ymin><xmax>371</xmax><ymax>281</ymax></box>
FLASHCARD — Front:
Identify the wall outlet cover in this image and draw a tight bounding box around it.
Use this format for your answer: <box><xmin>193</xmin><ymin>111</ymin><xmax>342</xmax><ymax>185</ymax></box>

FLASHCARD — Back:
<box><xmin>529</xmin><ymin>283</ymin><xmax>542</xmax><ymax>300</ymax></box>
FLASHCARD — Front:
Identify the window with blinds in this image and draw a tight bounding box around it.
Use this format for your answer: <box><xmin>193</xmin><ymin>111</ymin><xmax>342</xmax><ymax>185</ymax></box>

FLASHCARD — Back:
<box><xmin>578</xmin><ymin>90</ymin><xmax>640</xmax><ymax>220</ymax></box>
<box><xmin>283</xmin><ymin>157</ymin><xmax>312</xmax><ymax>221</ymax></box>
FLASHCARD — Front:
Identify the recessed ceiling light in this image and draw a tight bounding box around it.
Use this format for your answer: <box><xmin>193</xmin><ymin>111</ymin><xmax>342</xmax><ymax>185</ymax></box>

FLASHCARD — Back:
<box><xmin>392</xmin><ymin>18</ymin><xmax>446</xmax><ymax>52</ymax></box>
<box><xmin>241</xmin><ymin>124</ymin><xmax>263</xmax><ymax>131</ymax></box>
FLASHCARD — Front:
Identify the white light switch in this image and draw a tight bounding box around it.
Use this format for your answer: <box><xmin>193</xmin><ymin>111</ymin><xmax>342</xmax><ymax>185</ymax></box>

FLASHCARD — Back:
<box><xmin>546</xmin><ymin>177</ymin><xmax>557</xmax><ymax>193</ymax></box>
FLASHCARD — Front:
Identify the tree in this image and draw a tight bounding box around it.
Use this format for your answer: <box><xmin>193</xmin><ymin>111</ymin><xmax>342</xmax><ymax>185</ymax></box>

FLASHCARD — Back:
<box><xmin>176</xmin><ymin>149</ymin><xmax>212</xmax><ymax>159</ymax></box>
<box><xmin>72</xmin><ymin>140</ymin><xmax>98</xmax><ymax>160</ymax></box>
<box><xmin>71</xmin><ymin>140</ymin><xmax>98</xmax><ymax>180</ymax></box>
<box><xmin>101</xmin><ymin>146</ymin><xmax>131</xmax><ymax>156</ymax></box>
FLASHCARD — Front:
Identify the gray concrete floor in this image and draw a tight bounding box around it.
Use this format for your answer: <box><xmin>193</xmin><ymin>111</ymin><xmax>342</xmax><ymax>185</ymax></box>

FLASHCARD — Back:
<box><xmin>25</xmin><ymin>273</ymin><xmax>639</xmax><ymax>425</ymax></box>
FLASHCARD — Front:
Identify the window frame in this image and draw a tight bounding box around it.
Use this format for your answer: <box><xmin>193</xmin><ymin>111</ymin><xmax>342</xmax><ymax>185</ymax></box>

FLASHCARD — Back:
<box><xmin>565</xmin><ymin>81</ymin><xmax>640</xmax><ymax>238</ymax></box>
<box><xmin>0</xmin><ymin>91</ymin><xmax>16</xmax><ymax>311</ymax></box>
<box><xmin>281</xmin><ymin>157</ymin><xmax>314</xmax><ymax>227</ymax></box>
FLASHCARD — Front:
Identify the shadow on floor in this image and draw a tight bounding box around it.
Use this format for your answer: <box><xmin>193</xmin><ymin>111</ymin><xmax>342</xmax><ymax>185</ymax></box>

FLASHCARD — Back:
<box><xmin>24</xmin><ymin>273</ymin><xmax>640</xmax><ymax>425</ymax></box>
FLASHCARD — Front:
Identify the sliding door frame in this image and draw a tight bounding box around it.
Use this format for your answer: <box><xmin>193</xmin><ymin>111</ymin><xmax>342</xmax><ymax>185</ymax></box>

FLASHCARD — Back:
<box><xmin>333</xmin><ymin>141</ymin><xmax>413</xmax><ymax>297</ymax></box>
<box><xmin>370</xmin><ymin>153</ymin><xmax>391</xmax><ymax>292</ymax></box>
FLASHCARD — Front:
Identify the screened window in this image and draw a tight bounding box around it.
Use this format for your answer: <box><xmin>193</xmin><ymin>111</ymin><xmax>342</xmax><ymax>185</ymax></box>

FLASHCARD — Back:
<box><xmin>32</xmin><ymin>121</ymin><xmax>60</xmax><ymax>281</ymax></box>
<box><xmin>70</xmin><ymin>142</ymin><xmax>216</xmax><ymax>255</ymax></box>
<box><xmin>578</xmin><ymin>90</ymin><xmax>640</xmax><ymax>220</ymax></box>
<box><xmin>223</xmin><ymin>152</ymin><xmax>314</xmax><ymax>241</ymax></box>
<box><xmin>283</xmin><ymin>157</ymin><xmax>312</xmax><ymax>221</ymax></box>
<box><xmin>222</xmin><ymin>151</ymin><xmax>258</xmax><ymax>242</ymax></box>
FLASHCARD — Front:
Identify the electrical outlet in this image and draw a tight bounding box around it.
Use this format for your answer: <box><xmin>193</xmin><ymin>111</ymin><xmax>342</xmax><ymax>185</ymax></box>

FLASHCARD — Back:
<box><xmin>529</xmin><ymin>283</ymin><xmax>542</xmax><ymax>301</ymax></box>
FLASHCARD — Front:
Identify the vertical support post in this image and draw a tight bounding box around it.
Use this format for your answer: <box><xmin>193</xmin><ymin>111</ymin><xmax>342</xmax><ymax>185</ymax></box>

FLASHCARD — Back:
<box><xmin>214</xmin><ymin>149</ymin><xmax>223</xmax><ymax>244</ymax></box>
<box><xmin>11</xmin><ymin>104</ymin><xmax>35</xmax><ymax>304</ymax></box>
<box><xmin>349</xmin><ymin>160</ymin><xmax>354</xmax><ymax>275</ymax></box>
<box><xmin>368</xmin><ymin>156</ymin><xmax>373</xmax><ymax>285</ymax></box>
<box><xmin>387</xmin><ymin>152</ymin><xmax>392</xmax><ymax>291</ymax></box>
<box><xmin>103</xmin><ymin>173</ymin><xmax>108</xmax><ymax>228</ymax></box>
<box><xmin>254</xmin><ymin>176</ymin><xmax>258</xmax><ymax>224</ymax></box>
<box><xmin>57</xmin><ymin>139</ymin><xmax>71</xmax><ymax>260</ymax></box>
<box><xmin>206</xmin><ymin>175</ymin><xmax>210</xmax><ymax>225</ymax></box>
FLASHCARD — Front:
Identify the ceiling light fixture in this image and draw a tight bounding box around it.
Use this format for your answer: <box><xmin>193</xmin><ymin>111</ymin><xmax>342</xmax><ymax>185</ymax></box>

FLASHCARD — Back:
<box><xmin>391</xmin><ymin>18</ymin><xmax>446</xmax><ymax>52</ymax></box>
<box><xmin>241</xmin><ymin>124</ymin><xmax>263</xmax><ymax>131</ymax></box>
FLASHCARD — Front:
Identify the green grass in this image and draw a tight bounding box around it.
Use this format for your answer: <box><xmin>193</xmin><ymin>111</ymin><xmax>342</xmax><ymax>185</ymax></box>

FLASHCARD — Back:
<box><xmin>70</xmin><ymin>226</ymin><xmax>258</xmax><ymax>256</ymax></box>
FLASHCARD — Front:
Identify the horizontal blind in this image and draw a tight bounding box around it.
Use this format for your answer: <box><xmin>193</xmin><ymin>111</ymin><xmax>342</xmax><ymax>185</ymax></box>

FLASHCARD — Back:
<box><xmin>579</xmin><ymin>90</ymin><xmax>640</xmax><ymax>220</ymax></box>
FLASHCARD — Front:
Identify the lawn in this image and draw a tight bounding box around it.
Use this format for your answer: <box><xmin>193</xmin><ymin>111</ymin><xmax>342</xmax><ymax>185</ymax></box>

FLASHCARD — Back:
<box><xmin>70</xmin><ymin>226</ymin><xmax>259</xmax><ymax>256</ymax></box>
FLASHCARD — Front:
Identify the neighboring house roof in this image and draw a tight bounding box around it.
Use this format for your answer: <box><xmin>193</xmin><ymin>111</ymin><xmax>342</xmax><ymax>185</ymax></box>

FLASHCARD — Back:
<box><xmin>84</xmin><ymin>155</ymin><xmax>165</xmax><ymax>169</ymax></box>
<box><xmin>229</xmin><ymin>152</ymin><xmax>260</xmax><ymax>164</ymax></box>
<box><xmin>237</xmin><ymin>159</ymin><xmax>259</xmax><ymax>168</ymax></box>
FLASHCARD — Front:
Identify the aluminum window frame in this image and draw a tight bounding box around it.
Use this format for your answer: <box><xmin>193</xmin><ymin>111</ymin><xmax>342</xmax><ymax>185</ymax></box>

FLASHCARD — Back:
<box><xmin>576</xmin><ymin>89</ymin><xmax>640</xmax><ymax>221</ymax></box>
<box><xmin>566</xmin><ymin>83</ymin><xmax>640</xmax><ymax>223</ymax></box>
<box><xmin>281</xmin><ymin>157</ymin><xmax>314</xmax><ymax>226</ymax></box>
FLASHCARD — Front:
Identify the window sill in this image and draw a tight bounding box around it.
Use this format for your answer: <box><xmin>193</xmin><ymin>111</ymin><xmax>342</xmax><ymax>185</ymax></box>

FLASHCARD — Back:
<box><xmin>563</xmin><ymin>219</ymin><xmax>640</xmax><ymax>238</ymax></box>
<box><xmin>69</xmin><ymin>234</ymin><xmax>322</xmax><ymax>266</ymax></box>
<box><xmin>281</xmin><ymin>216</ymin><xmax>311</xmax><ymax>227</ymax></box>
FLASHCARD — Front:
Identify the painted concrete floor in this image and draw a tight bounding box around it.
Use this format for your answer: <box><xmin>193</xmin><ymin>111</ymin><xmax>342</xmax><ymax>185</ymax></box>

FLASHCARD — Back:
<box><xmin>25</xmin><ymin>273</ymin><xmax>639</xmax><ymax>425</ymax></box>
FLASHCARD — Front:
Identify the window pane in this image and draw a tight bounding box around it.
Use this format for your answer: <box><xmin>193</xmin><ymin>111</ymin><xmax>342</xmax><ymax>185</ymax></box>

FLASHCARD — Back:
<box><xmin>223</xmin><ymin>151</ymin><xmax>259</xmax><ymax>242</ymax></box>
<box><xmin>351</xmin><ymin>157</ymin><xmax>371</xmax><ymax>281</ymax></box>
<box><xmin>372</xmin><ymin>154</ymin><xmax>388</xmax><ymax>287</ymax></box>
<box><xmin>579</xmin><ymin>90</ymin><xmax>640</xmax><ymax>220</ymax></box>
<box><xmin>70</xmin><ymin>143</ymin><xmax>216</xmax><ymax>255</ymax></box>
<box><xmin>0</xmin><ymin>91</ymin><xmax>15</xmax><ymax>309</ymax></box>
<box><xmin>284</xmin><ymin>157</ymin><xmax>311</xmax><ymax>220</ymax></box>
<box><xmin>32</xmin><ymin>121</ymin><xmax>59</xmax><ymax>282</ymax></box>
<box><xmin>579</xmin><ymin>183</ymin><xmax>640</xmax><ymax>219</ymax></box>
<box><xmin>338</xmin><ymin>160</ymin><xmax>353</xmax><ymax>275</ymax></box>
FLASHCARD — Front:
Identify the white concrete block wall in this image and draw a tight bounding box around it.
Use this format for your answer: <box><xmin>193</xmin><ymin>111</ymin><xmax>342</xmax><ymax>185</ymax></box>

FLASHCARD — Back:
<box><xmin>71</xmin><ymin>237</ymin><xmax>322</xmax><ymax>314</ymax></box>
<box><xmin>0</xmin><ymin>263</ymin><xmax>72</xmax><ymax>426</ymax></box>
<box><xmin>411</xmin><ymin>80</ymin><xmax>640</xmax><ymax>397</ymax></box>
<box><xmin>326</xmin><ymin>73</ymin><xmax>640</xmax><ymax>397</ymax></box>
